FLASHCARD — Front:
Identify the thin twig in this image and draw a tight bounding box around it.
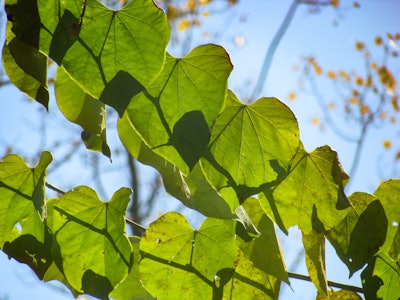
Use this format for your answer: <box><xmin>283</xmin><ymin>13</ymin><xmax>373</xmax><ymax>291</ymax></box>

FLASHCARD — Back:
<box><xmin>45</xmin><ymin>182</ymin><xmax>66</xmax><ymax>195</ymax></box>
<box><xmin>125</xmin><ymin>217</ymin><xmax>147</xmax><ymax>233</ymax></box>
<box><xmin>305</xmin><ymin>71</ymin><xmax>359</xmax><ymax>142</ymax></box>
<box><xmin>288</xmin><ymin>271</ymin><xmax>364</xmax><ymax>293</ymax></box>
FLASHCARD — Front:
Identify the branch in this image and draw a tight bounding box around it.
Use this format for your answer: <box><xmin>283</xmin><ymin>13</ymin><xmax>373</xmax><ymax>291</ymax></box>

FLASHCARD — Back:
<box><xmin>288</xmin><ymin>271</ymin><xmax>364</xmax><ymax>293</ymax></box>
<box><xmin>125</xmin><ymin>217</ymin><xmax>147</xmax><ymax>233</ymax></box>
<box><xmin>305</xmin><ymin>70</ymin><xmax>359</xmax><ymax>142</ymax></box>
<box><xmin>251</xmin><ymin>0</ymin><xmax>299</xmax><ymax>99</ymax></box>
<box><xmin>45</xmin><ymin>182</ymin><xmax>66</xmax><ymax>195</ymax></box>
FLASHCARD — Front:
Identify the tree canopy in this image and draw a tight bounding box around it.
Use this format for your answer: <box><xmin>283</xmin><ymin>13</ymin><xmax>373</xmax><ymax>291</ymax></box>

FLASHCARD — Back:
<box><xmin>1</xmin><ymin>0</ymin><xmax>399</xmax><ymax>299</ymax></box>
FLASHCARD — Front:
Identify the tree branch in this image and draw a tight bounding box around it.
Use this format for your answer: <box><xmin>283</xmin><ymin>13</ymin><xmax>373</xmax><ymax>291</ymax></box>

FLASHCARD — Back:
<box><xmin>288</xmin><ymin>271</ymin><xmax>364</xmax><ymax>293</ymax></box>
<box><xmin>251</xmin><ymin>0</ymin><xmax>299</xmax><ymax>99</ymax></box>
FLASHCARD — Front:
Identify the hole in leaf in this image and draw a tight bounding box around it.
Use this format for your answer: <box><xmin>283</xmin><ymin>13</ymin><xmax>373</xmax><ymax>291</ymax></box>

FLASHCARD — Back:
<box><xmin>156</xmin><ymin>238</ymin><xmax>161</xmax><ymax>244</ymax></box>
<box><xmin>14</xmin><ymin>222</ymin><xmax>22</xmax><ymax>234</ymax></box>
<box><xmin>393</xmin><ymin>221</ymin><xmax>398</xmax><ymax>227</ymax></box>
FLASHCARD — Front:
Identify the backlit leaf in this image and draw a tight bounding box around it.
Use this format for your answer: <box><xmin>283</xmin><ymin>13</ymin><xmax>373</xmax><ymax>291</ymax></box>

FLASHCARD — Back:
<box><xmin>0</xmin><ymin>151</ymin><xmax>52</xmax><ymax>247</ymax></box>
<box><xmin>0</xmin><ymin>152</ymin><xmax>52</xmax><ymax>278</ymax></box>
<box><xmin>223</xmin><ymin>250</ymin><xmax>280</xmax><ymax>300</ymax></box>
<box><xmin>140</xmin><ymin>213</ymin><xmax>238</xmax><ymax>298</ymax></box>
<box><xmin>260</xmin><ymin>146</ymin><xmax>350</xmax><ymax>233</ymax></box>
<box><xmin>374</xmin><ymin>179</ymin><xmax>400</xmax><ymax>260</ymax></box>
<box><xmin>110</xmin><ymin>236</ymin><xmax>155</xmax><ymax>300</ymax></box>
<box><xmin>47</xmin><ymin>186</ymin><xmax>132</xmax><ymax>297</ymax></box>
<box><xmin>126</xmin><ymin>44</ymin><xmax>232</xmax><ymax>173</ymax></box>
<box><xmin>237</xmin><ymin>197</ymin><xmax>288</xmax><ymax>283</ymax></box>
<box><xmin>202</xmin><ymin>90</ymin><xmax>300</xmax><ymax>202</ymax></box>
<box><xmin>118</xmin><ymin>114</ymin><xmax>238</xmax><ymax>218</ymax></box>
<box><xmin>327</xmin><ymin>192</ymin><xmax>388</xmax><ymax>276</ymax></box>
<box><xmin>2</xmin><ymin>2</ymin><xmax>48</xmax><ymax>108</ymax></box>
<box><xmin>55</xmin><ymin>67</ymin><xmax>110</xmax><ymax>158</ymax></box>
<box><xmin>303</xmin><ymin>230</ymin><xmax>328</xmax><ymax>298</ymax></box>
<box><xmin>39</xmin><ymin>0</ymin><xmax>170</xmax><ymax>99</ymax></box>
<box><xmin>373</xmin><ymin>252</ymin><xmax>400</xmax><ymax>300</ymax></box>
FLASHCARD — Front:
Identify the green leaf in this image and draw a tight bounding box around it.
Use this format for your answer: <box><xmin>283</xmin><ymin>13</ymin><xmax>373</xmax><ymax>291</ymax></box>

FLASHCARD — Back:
<box><xmin>374</xmin><ymin>253</ymin><xmax>400</xmax><ymax>300</ymax></box>
<box><xmin>55</xmin><ymin>67</ymin><xmax>110</xmax><ymax>158</ymax></box>
<box><xmin>328</xmin><ymin>289</ymin><xmax>362</xmax><ymax>299</ymax></box>
<box><xmin>302</xmin><ymin>230</ymin><xmax>328</xmax><ymax>298</ymax></box>
<box><xmin>2</xmin><ymin>36</ymin><xmax>48</xmax><ymax>108</ymax></box>
<box><xmin>0</xmin><ymin>151</ymin><xmax>52</xmax><ymax>247</ymax></box>
<box><xmin>126</xmin><ymin>44</ymin><xmax>233</xmax><ymax>173</ymax></box>
<box><xmin>118</xmin><ymin>114</ymin><xmax>238</xmax><ymax>218</ymax></box>
<box><xmin>237</xmin><ymin>197</ymin><xmax>288</xmax><ymax>283</ymax></box>
<box><xmin>5</xmin><ymin>0</ymin><xmax>41</xmax><ymax>47</ymax></box>
<box><xmin>374</xmin><ymin>179</ymin><xmax>400</xmax><ymax>261</ymax></box>
<box><xmin>327</xmin><ymin>192</ymin><xmax>388</xmax><ymax>276</ymax></box>
<box><xmin>39</xmin><ymin>0</ymin><xmax>170</xmax><ymax>99</ymax></box>
<box><xmin>361</xmin><ymin>257</ymin><xmax>384</xmax><ymax>300</ymax></box>
<box><xmin>139</xmin><ymin>213</ymin><xmax>238</xmax><ymax>299</ymax></box>
<box><xmin>202</xmin><ymin>90</ymin><xmax>300</xmax><ymax>202</ymax></box>
<box><xmin>260</xmin><ymin>146</ymin><xmax>350</xmax><ymax>233</ymax></box>
<box><xmin>110</xmin><ymin>236</ymin><xmax>155</xmax><ymax>300</ymax></box>
<box><xmin>223</xmin><ymin>250</ymin><xmax>280</xmax><ymax>300</ymax></box>
<box><xmin>0</xmin><ymin>152</ymin><xmax>52</xmax><ymax>279</ymax></box>
<box><xmin>47</xmin><ymin>186</ymin><xmax>132</xmax><ymax>298</ymax></box>
<box><xmin>3</xmin><ymin>0</ymin><xmax>48</xmax><ymax>107</ymax></box>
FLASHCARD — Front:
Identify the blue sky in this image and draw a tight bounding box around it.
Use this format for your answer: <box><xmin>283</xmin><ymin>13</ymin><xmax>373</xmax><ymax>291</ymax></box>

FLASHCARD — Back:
<box><xmin>0</xmin><ymin>0</ymin><xmax>399</xmax><ymax>299</ymax></box>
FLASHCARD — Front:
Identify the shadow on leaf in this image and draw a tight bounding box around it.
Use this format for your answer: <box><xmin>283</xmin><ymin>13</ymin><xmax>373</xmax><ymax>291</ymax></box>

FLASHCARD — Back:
<box><xmin>3</xmin><ymin>234</ymin><xmax>52</xmax><ymax>279</ymax></box>
<box><xmin>81</xmin><ymin>269</ymin><xmax>113</xmax><ymax>300</ymax></box>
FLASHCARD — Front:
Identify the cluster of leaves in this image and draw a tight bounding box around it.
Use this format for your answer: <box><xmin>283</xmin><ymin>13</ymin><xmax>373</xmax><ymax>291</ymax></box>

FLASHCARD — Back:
<box><xmin>1</xmin><ymin>0</ymin><xmax>399</xmax><ymax>299</ymax></box>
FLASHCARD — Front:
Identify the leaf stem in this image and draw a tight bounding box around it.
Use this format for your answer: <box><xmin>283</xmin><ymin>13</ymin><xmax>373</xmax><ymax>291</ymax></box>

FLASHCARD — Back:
<box><xmin>288</xmin><ymin>271</ymin><xmax>364</xmax><ymax>293</ymax></box>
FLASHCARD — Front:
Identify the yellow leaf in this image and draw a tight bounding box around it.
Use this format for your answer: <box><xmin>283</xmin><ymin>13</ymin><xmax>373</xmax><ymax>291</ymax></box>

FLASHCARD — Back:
<box><xmin>288</xmin><ymin>91</ymin><xmax>297</xmax><ymax>101</ymax></box>
<box><xmin>355</xmin><ymin>76</ymin><xmax>364</xmax><ymax>86</ymax></box>
<box><xmin>349</xmin><ymin>97</ymin><xmax>359</xmax><ymax>105</ymax></box>
<box><xmin>339</xmin><ymin>70</ymin><xmax>350</xmax><ymax>81</ymax></box>
<box><xmin>330</xmin><ymin>0</ymin><xmax>340</xmax><ymax>7</ymax></box>
<box><xmin>312</xmin><ymin>117</ymin><xmax>320</xmax><ymax>125</ymax></box>
<box><xmin>383</xmin><ymin>139</ymin><xmax>392</xmax><ymax>149</ymax></box>
<box><xmin>327</xmin><ymin>70</ymin><xmax>336</xmax><ymax>79</ymax></box>
<box><xmin>360</xmin><ymin>104</ymin><xmax>369</xmax><ymax>115</ymax></box>
<box><xmin>375</xmin><ymin>36</ymin><xmax>383</xmax><ymax>46</ymax></box>
<box><xmin>379</xmin><ymin>111</ymin><xmax>387</xmax><ymax>119</ymax></box>
<box><xmin>396</xmin><ymin>151</ymin><xmax>400</xmax><ymax>160</ymax></box>
<box><xmin>391</xmin><ymin>95</ymin><xmax>399</xmax><ymax>111</ymax></box>
<box><xmin>178</xmin><ymin>19</ymin><xmax>192</xmax><ymax>31</ymax></box>
<box><xmin>355</xmin><ymin>41</ymin><xmax>365</xmax><ymax>51</ymax></box>
<box><xmin>327</xmin><ymin>102</ymin><xmax>335</xmax><ymax>110</ymax></box>
<box><xmin>187</xmin><ymin>0</ymin><xmax>196</xmax><ymax>12</ymax></box>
